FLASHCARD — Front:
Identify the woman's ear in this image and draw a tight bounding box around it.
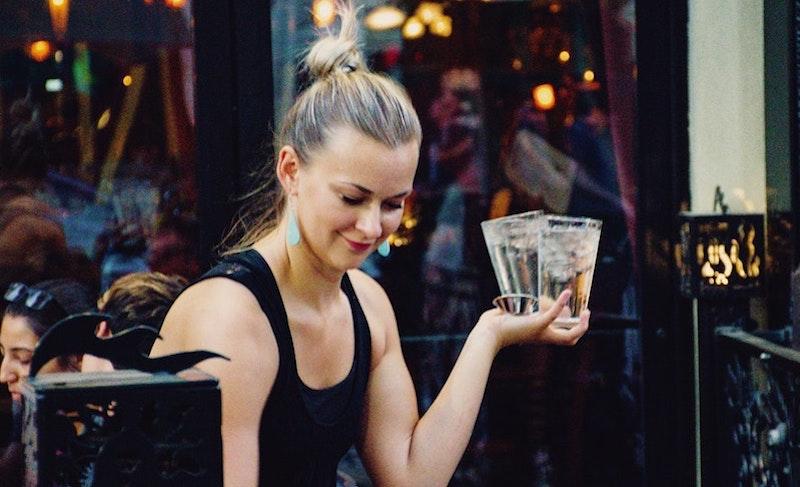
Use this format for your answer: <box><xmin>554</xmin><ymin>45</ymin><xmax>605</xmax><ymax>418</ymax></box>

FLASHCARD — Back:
<box><xmin>276</xmin><ymin>145</ymin><xmax>302</xmax><ymax>197</ymax></box>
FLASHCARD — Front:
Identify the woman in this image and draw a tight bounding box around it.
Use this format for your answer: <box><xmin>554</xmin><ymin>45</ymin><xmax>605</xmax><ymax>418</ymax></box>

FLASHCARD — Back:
<box><xmin>1</xmin><ymin>279</ymin><xmax>94</xmax><ymax>398</ymax></box>
<box><xmin>0</xmin><ymin>279</ymin><xmax>94</xmax><ymax>485</ymax></box>
<box><xmin>152</xmin><ymin>4</ymin><xmax>589</xmax><ymax>485</ymax></box>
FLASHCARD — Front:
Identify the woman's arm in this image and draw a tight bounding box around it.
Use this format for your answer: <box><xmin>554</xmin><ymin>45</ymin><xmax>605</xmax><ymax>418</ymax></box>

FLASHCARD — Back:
<box><xmin>351</xmin><ymin>271</ymin><xmax>586</xmax><ymax>486</ymax></box>
<box><xmin>151</xmin><ymin>278</ymin><xmax>278</xmax><ymax>487</ymax></box>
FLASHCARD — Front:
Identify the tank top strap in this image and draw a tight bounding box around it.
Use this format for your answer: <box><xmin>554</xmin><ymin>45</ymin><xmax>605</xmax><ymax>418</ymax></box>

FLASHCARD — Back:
<box><xmin>197</xmin><ymin>249</ymin><xmax>294</xmax><ymax>388</ymax></box>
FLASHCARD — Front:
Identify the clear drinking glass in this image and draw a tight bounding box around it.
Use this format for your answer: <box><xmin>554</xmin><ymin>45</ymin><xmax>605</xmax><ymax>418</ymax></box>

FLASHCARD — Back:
<box><xmin>481</xmin><ymin>210</ymin><xmax>544</xmax><ymax>314</ymax></box>
<box><xmin>538</xmin><ymin>215</ymin><xmax>602</xmax><ymax>328</ymax></box>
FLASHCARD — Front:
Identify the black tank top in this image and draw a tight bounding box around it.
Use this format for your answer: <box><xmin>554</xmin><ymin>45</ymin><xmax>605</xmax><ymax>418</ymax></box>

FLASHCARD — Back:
<box><xmin>199</xmin><ymin>249</ymin><xmax>372</xmax><ymax>486</ymax></box>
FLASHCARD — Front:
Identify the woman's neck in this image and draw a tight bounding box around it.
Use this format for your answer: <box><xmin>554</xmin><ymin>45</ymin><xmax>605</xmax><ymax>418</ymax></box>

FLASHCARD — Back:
<box><xmin>252</xmin><ymin>224</ymin><xmax>344</xmax><ymax>310</ymax></box>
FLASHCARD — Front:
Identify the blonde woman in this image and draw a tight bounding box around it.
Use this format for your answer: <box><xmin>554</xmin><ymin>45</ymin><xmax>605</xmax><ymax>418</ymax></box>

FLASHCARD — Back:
<box><xmin>152</xmin><ymin>3</ymin><xmax>590</xmax><ymax>485</ymax></box>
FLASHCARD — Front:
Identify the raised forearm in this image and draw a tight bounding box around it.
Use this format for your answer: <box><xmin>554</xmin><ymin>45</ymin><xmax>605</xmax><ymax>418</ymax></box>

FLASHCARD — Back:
<box><xmin>403</xmin><ymin>324</ymin><xmax>500</xmax><ymax>486</ymax></box>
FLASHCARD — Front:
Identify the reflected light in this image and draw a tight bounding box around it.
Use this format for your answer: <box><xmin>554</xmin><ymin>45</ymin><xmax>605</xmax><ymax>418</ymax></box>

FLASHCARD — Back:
<box><xmin>313</xmin><ymin>0</ymin><xmax>336</xmax><ymax>28</ymax></box>
<box><xmin>532</xmin><ymin>83</ymin><xmax>556</xmax><ymax>111</ymax></box>
<box><xmin>48</xmin><ymin>0</ymin><xmax>69</xmax><ymax>40</ymax></box>
<box><xmin>429</xmin><ymin>15</ymin><xmax>452</xmax><ymax>37</ymax></box>
<box><xmin>54</xmin><ymin>50</ymin><xmax>63</xmax><ymax>63</ymax></box>
<box><xmin>512</xmin><ymin>58</ymin><xmax>523</xmax><ymax>71</ymax></box>
<box><xmin>122</xmin><ymin>75</ymin><xmax>133</xmax><ymax>87</ymax></box>
<box><xmin>416</xmin><ymin>2</ymin><xmax>443</xmax><ymax>25</ymax></box>
<box><xmin>164</xmin><ymin>0</ymin><xmax>186</xmax><ymax>9</ymax></box>
<box><xmin>365</xmin><ymin>6</ymin><xmax>406</xmax><ymax>31</ymax></box>
<box><xmin>558</xmin><ymin>50</ymin><xmax>570</xmax><ymax>63</ymax></box>
<box><xmin>583</xmin><ymin>69</ymin><xmax>595</xmax><ymax>82</ymax></box>
<box><xmin>28</xmin><ymin>41</ymin><xmax>52</xmax><ymax>63</ymax></box>
<box><xmin>402</xmin><ymin>16</ymin><xmax>425</xmax><ymax>40</ymax></box>
<box><xmin>549</xmin><ymin>2</ymin><xmax>562</xmax><ymax>14</ymax></box>
<box><xmin>97</xmin><ymin>109</ymin><xmax>111</xmax><ymax>130</ymax></box>
<box><xmin>45</xmin><ymin>79</ymin><xmax>63</xmax><ymax>93</ymax></box>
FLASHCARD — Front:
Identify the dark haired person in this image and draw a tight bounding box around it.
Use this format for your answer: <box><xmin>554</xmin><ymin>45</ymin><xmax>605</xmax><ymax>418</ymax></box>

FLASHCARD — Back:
<box><xmin>0</xmin><ymin>279</ymin><xmax>94</xmax><ymax>485</ymax></box>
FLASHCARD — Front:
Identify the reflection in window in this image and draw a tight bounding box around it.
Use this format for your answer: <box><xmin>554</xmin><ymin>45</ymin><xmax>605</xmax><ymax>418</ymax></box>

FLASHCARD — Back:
<box><xmin>0</xmin><ymin>1</ymin><xmax>199</xmax><ymax>295</ymax></box>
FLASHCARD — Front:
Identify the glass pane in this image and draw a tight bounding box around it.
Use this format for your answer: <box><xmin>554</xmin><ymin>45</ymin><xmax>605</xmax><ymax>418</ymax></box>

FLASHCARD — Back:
<box><xmin>272</xmin><ymin>1</ymin><xmax>642</xmax><ymax>485</ymax></box>
<box><xmin>0</xmin><ymin>0</ymin><xmax>200</xmax><ymax>297</ymax></box>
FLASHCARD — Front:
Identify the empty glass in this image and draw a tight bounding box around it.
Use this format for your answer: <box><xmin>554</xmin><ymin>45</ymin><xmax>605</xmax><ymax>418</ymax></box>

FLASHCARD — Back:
<box><xmin>538</xmin><ymin>215</ymin><xmax>602</xmax><ymax>328</ymax></box>
<box><xmin>481</xmin><ymin>210</ymin><xmax>543</xmax><ymax>314</ymax></box>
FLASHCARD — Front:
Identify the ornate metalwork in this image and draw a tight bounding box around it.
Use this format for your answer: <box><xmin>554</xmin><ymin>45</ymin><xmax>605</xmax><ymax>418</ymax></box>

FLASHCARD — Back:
<box><xmin>23</xmin><ymin>370</ymin><xmax>222</xmax><ymax>486</ymax></box>
<box><xmin>717</xmin><ymin>328</ymin><xmax>800</xmax><ymax>486</ymax></box>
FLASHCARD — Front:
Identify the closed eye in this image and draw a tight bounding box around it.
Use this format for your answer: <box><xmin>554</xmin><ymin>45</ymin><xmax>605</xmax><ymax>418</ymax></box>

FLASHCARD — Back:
<box><xmin>383</xmin><ymin>201</ymin><xmax>403</xmax><ymax>210</ymax></box>
<box><xmin>341</xmin><ymin>195</ymin><xmax>364</xmax><ymax>206</ymax></box>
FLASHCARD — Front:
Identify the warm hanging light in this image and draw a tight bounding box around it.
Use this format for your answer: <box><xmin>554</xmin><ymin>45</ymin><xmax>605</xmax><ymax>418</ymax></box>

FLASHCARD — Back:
<box><xmin>549</xmin><ymin>2</ymin><xmax>562</xmax><ymax>14</ymax></box>
<box><xmin>365</xmin><ymin>6</ymin><xmax>407</xmax><ymax>31</ymax></box>
<box><xmin>583</xmin><ymin>69</ymin><xmax>595</xmax><ymax>82</ymax></box>
<box><xmin>558</xmin><ymin>50</ymin><xmax>570</xmax><ymax>63</ymax></box>
<box><xmin>97</xmin><ymin>109</ymin><xmax>112</xmax><ymax>130</ymax></box>
<box><xmin>402</xmin><ymin>16</ymin><xmax>425</xmax><ymax>40</ymax></box>
<box><xmin>313</xmin><ymin>0</ymin><xmax>336</xmax><ymax>28</ymax></box>
<box><xmin>122</xmin><ymin>75</ymin><xmax>133</xmax><ymax>87</ymax></box>
<box><xmin>429</xmin><ymin>15</ymin><xmax>452</xmax><ymax>37</ymax></box>
<box><xmin>512</xmin><ymin>58</ymin><xmax>523</xmax><ymax>71</ymax></box>
<box><xmin>532</xmin><ymin>84</ymin><xmax>556</xmax><ymax>111</ymax></box>
<box><xmin>416</xmin><ymin>2</ymin><xmax>443</xmax><ymax>25</ymax></box>
<box><xmin>28</xmin><ymin>40</ymin><xmax>53</xmax><ymax>63</ymax></box>
<box><xmin>48</xmin><ymin>0</ymin><xmax>70</xmax><ymax>41</ymax></box>
<box><xmin>164</xmin><ymin>0</ymin><xmax>186</xmax><ymax>9</ymax></box>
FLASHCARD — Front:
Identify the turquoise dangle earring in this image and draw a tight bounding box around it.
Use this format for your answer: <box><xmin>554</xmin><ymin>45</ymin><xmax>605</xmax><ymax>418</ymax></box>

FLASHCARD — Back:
<box><xmin>378</xmin><ymin>239</ymin><xmax>390</xmax><ymax>257</ymax></box>
<box><xmin>287</xmin><ymin>206</ymin><xmax>301</xmax><ymax>246</ymax></box>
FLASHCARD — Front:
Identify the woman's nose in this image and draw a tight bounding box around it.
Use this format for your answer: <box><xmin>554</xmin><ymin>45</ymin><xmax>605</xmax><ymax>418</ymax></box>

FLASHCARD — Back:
<box><xmin>355</xmin><ymin>205</ymin><xmax>383</xmax><ymax>240</ymax></box>
<box><xmin>0</xmin><ymin>358</ymin><xmax>16</xmax><ymax>385</ymax></box>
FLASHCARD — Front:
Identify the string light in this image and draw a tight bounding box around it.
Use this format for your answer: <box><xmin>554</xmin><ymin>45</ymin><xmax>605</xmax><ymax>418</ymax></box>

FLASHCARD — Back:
<box><xmin>532</xmin><ymin>84</ymin><xmax>556</xmax><ymax>111</ymax></box>
<box><xmin>28</xmin><ymin>41</ymin><xmax>52</xmax><ymax>62</ymax></box>
<box><xmin>429</xmin><ymin>15</ymin><xmax>452</xmax><ymax>37</ymax></box>
<box><xmin>312</xmin><ymin>0</ymin><xmax>336</xmax><ymax>28</ymax></box>
<box><xmin>402</xmin><ymin>16</ymin><xmax>425</xmax><ymax>40</ymax></box>
<box><xmin>364</xmin><ymin>6</ymin><xmax>406</xmax><ymax>31</ymax></box>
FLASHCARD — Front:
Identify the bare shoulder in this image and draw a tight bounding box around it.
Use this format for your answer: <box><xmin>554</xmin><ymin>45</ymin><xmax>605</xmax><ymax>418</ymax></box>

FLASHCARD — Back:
<box><xmin>346</xmin><ymin>269</ymin><xmax>397</xmax><ymax>364</ymax></box>
<box><xmin>154</xmin><ymin>277</ymin><xmax>276</xmax><ymax>370</ymax></box>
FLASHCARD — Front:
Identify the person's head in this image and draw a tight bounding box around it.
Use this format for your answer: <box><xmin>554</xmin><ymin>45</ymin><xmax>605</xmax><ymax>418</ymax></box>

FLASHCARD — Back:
<box><xmin>81</xmin><ymin>272</ymin><xmax>187</xmax><ymax>372</ymax></box>
<box><xmin>0</xmin><ymin>279</ymin><xmax>93</xmax><ymax>399</ymax></box>
<box><xmin>225</xmin><ymin>1</ymin><xmax>421</xmax><ymax>269</ymax></box>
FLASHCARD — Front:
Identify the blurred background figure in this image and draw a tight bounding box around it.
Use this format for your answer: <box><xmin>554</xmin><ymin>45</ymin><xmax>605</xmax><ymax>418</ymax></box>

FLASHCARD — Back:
<box><xmin>81</xmin><ymin>272</ymin><xmax>187</xmax><ymax>373</ymax></box>
<box><xmin>0</xmin><ymin>97</ymin><xmax>77</xmax><ymax>294</ymax></box>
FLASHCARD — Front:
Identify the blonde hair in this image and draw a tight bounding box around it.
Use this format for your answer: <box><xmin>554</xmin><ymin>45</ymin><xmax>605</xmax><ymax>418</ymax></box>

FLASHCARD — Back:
<box><xmin>222</xmin><ymin>1</ymin><xmax>422</xmax><ymax>254</ymax></box>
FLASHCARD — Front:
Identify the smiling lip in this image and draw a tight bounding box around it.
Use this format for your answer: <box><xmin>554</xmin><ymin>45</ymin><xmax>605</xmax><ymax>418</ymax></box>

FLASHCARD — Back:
<box><xmin>343</xmin><ymin>237</ymin><xmax>372</xmax><ymax>253</ymax></box>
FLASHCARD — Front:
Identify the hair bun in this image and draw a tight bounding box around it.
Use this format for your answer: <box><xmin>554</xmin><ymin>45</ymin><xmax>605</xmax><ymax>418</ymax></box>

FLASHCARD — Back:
<box><xmin>304</xmin><ymin>2</ymin><xmax>366</xmax><ymax>81</ymax></box>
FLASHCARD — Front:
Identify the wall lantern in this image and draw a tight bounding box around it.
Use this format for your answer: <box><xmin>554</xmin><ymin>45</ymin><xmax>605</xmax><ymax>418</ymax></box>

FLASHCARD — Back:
<box><xmin>678</xmin><ymin>213</ymin><xmax>764</xmax><ymax>298</ymax></box>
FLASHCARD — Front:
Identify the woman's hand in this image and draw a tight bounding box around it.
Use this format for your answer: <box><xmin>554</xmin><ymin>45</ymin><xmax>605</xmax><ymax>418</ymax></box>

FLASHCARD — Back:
<box><xmin>476</xmin><ymin>290</ymin><xmax>589</xmax><ymax>351</ymax></box>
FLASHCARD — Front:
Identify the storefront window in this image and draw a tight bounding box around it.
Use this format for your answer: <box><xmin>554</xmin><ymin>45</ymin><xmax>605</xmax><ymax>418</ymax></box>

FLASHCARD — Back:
<box><xmin>0</xmin><ymin>1</ymin><xmax>199</xmax><ymax>295</ymax></box>
<box><xmin>274</xmin><ymin>1</ymin><xmax>641</xmax><ymax>484</ymax></box>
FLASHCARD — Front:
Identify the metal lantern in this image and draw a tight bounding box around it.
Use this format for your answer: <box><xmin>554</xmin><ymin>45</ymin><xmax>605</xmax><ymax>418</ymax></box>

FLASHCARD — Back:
<box><xmin>21</xmin><ymin>313</ymin><xmax>226</xmax><ymax>486</ymax></box>
<box><xmin>678</xmin><ymin>213</ymin><xmax>765</xmax><ymax>299</ymax></box>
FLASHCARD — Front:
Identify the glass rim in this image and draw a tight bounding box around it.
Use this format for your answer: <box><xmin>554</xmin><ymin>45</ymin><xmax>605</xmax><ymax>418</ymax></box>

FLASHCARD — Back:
<box><xmin>541</xmin><ymin>214</ymin><xmax>603</xmax><ymax>229</ymax></box>
<box><xmin>480</xmin><ymin>210</ymin><xmax>543</xmax><ymax>229</ymax></box>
